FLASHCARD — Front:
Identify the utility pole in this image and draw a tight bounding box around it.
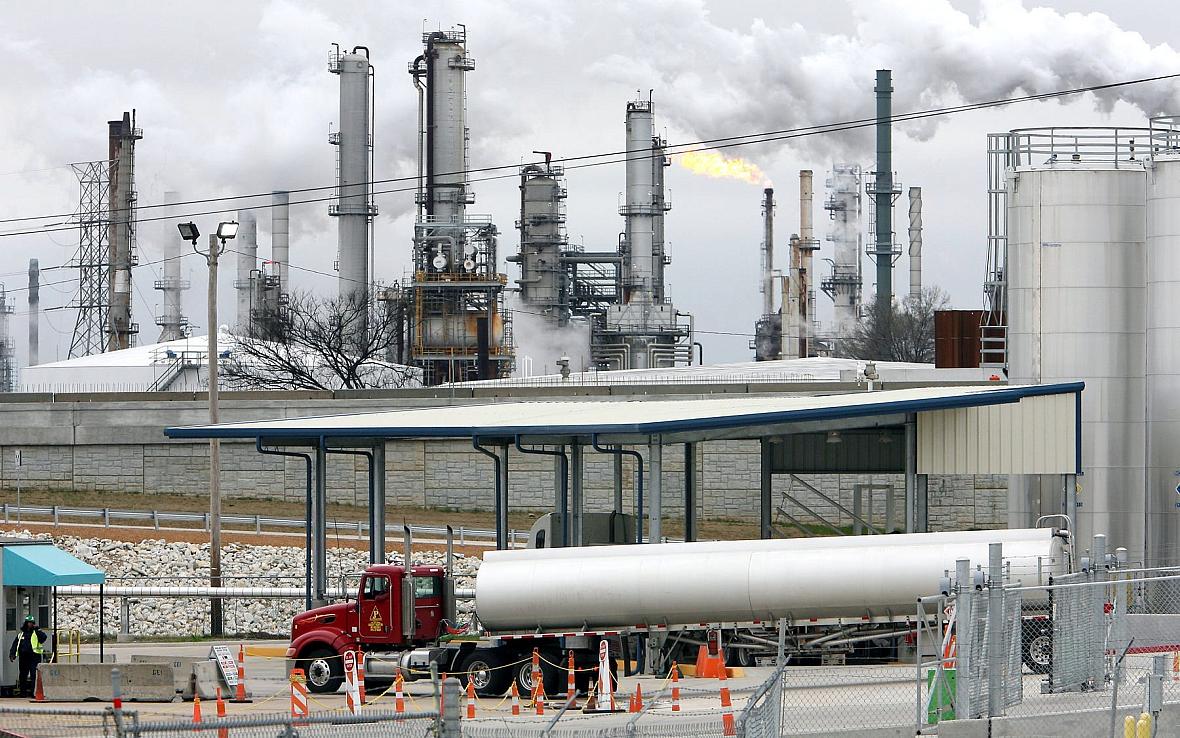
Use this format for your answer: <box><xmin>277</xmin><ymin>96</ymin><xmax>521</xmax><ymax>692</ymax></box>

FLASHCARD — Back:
<box><xmin>179</xmin><ymin>221</ymin><xmax>237</xmax><ymax>637</ymax></box>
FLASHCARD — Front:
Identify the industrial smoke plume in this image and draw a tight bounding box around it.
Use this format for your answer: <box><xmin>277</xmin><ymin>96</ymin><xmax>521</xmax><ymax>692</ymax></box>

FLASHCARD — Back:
<box><xmin>597</xmin><ymin>0</ymin><xmax>1180</xmax><ymax>160</ymax></box>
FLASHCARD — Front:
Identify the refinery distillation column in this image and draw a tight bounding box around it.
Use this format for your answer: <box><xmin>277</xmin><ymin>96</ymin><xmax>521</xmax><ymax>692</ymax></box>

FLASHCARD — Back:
<box><xmin>107</xmin><ymin>112</ymin><xmax>142</xmax><ymax>351</ymax></box>
<box><xmin>796</xmin><ymin>170</ymin><xmax>819</xmax><ymax>357</ymax></box>
<box><xmin>821</xmin><ymin>164</ymin><xmax>863</xmax><ymax>340</ymax></box>
<box><xmin>329</xmin><ymin>46</ymin><xmax>376</xmax><ymax>315</ymax></box>
<box><xmin>752</xmin><ymin>187</ymin><xmax>780</xmax><ymax>360</ymax></box>
<box><xmin>511</xmin><ymin>161</ymin><xmax>570</xmax><ymax>324</ymax></box>
<box><xmin>271</xmin><ymin>191</ymin><xmax>290</xmax><ymax>296</ymax></box>
<box><xmin>0</xmin><ymin>287</ymin><xmax>13</xmax><ymax>392</ymax></box>
<box><xmin>407</xmin><ymin>29</ymin><xmax>512</xmax><ymax>384</ymax></box>
<box><xmin>154</xmin><ymin>191</ymin><xmax>190</xmax><ymax>342</ymax></box>
<box><xmin>593</xmin><ymin>99</ymin><xmax>692</xmax><ymax>370</ymax></box>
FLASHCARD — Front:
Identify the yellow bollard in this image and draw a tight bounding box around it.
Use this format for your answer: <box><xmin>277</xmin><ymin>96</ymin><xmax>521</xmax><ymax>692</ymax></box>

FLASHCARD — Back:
<box><xmin>1125</xmin><ymin>714</ymin><xmax>1136</xmax><ymax>738</ymax></box>
<box><xmin>1136</xmin><ymin>712</ymin><xmax>1151</xmax><ymax>738</ymax></box>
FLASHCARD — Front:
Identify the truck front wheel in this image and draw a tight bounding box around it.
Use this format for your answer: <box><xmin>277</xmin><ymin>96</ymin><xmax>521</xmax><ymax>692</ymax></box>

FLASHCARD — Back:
<box><xmin>1021</xmin><ymin>621</ymin><xmax>1052</xmax><ymax>674</ymax></box>
<box><xmin>460</xmin><ymin>650</ymin><xmax>513</xmax><ymax>697</ymax></box>
<box><xmin>299</xmin><ymin>646</ymin><xmax>344</xmax><ymax>694</ymax></box>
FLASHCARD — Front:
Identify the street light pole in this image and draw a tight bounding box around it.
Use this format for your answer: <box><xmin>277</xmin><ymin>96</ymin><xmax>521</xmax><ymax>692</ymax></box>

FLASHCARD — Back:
<box><xmin>204</xmin><ymin>233</ymin><xmax>223</xmax><ymax>636</ymax></box>
<box><xmin>180</xmin><ymin>221</ymin><xmax>236</xmax><ymax>638</ymax></box>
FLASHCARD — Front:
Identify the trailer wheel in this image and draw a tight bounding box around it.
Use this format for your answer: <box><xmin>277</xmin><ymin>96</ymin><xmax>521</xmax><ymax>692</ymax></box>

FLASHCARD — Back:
<box><xmin>515</xmin><ymin>659</ymin><xmax>538</xmax><ymax>697</ymax></box>
<box><xmin>299</xmin><ymin>646</ymin><xmax>343</xmax><ymax>694</ymax></box>
<box><xmin>460</xmin><ymin>650</ymin><xmax>513</xmax><ymax>697</ymax></box>
<box><xmin>1022</xmin><ymin>622</ymin><xmax>1052</xmax><ymax>674</ymax></box>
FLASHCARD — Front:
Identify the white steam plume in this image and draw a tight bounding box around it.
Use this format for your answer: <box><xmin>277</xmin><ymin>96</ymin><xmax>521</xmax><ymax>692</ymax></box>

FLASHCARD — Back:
<box><xmin>505</xmin><ymin>294</ymin><xmax>591</xmax><ymax>378</ymax></box>
<box><xmin>590</xmin><ymin>0</ymin><xmax>1180</xmax><ymax>160</ymax></box>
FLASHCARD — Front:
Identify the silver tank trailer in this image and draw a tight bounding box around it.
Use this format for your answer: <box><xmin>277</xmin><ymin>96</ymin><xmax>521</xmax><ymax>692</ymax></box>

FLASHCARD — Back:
<box><xmin>474</xmin><ymin>528</ymin><xmax>1068</xmax><ymax>631</ymax></box>
<box><xmin>1005</xmin><ymin>132</ymin><xmax>1147</xmax><ymax>560</ymax></box>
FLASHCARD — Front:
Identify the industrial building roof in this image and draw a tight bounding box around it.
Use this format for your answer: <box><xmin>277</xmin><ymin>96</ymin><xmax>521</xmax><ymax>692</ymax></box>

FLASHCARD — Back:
<box><xmin>166</xmin><ymin>382</ymin><xmax>1081</xmax><ymax>449</ymax></box>
<box><xmin>454</xmin><ymin>357</ymin><xmax>997</xmax><ymax>387</ymax></box>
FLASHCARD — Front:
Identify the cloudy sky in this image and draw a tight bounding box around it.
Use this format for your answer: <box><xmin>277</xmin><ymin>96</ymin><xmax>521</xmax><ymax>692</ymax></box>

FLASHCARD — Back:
<box><xmin>2</xmin><ymin>0</ymin><xmax>1178</xmax><ymax>369</ymax></box>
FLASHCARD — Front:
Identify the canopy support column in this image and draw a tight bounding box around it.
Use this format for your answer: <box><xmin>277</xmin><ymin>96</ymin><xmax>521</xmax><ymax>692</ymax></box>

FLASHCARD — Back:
<box><xmin>571</xmin><ymin>443</ymin><xmax>584</xmax><ymax>546</ymax></box>
<box><xmin>905</xmin><ymin>414</ymin><xmax>917</xmax><ymax>534</ymax></box>
<box><xmin>760</xmin><ymin>438</ymin><xmax>773</xmax><ymax>539</ymax></box>
<box><xmin>313</xmin><ymin>438</ymin><xmax>328</xmax><ymax>606</ymax></box>
<box><xmin>684</xmin><ymin>442</ymin><xmax>697</xmax><ymax>542</ymax></box>
<box><xmin>648</xmin><ymin>438</ymin><xmax>662</xmax><ymax>543</ymax></box>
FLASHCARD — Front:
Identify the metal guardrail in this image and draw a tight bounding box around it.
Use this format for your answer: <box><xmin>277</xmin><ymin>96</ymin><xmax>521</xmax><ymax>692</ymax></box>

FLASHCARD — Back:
<box><xmin>0</xmin><ymin>503</ymin><xmax>526</xmax><ymax>546</ymax></box>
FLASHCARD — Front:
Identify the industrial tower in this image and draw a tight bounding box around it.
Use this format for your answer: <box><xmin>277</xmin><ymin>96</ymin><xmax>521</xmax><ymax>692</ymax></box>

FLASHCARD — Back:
<box><xmin>509</xmin><ymin>158</ymin><xmax>622</xmax><ymax>327</ymax></box>
<box><xmin>106</xmin><ymin>112</ymin><xmax>142</xmax><ymax>351</ymax></box>
<box><xmin>329</xmin><ymin>45</ymin><xmax>377</xmax><ymax>312</ymax></box>
<box><xmin>154</xmin><ymin>191</ymin><xmax>190</xmax><ymax>342</ymax></box>
<box><xmin>69</xmin><ymin>112</ymin><xmax>142</xmax><ymax>357</ymax></box>
<box><xmin>405</xmin><ymin>29</ymin><xmax>513</xmax><ymax>384</ymax></box>
<box><xmin>752</xmin><ymin>187</ymin><xmax>781</xmax><ymax>360</ymax></box>
<box><xmin>591</xmin><ymin>99</ymin><xmax>692</xmax><ymax>370</ymax></box>
<box><xmin>866</xmin><ymin>70</ymin><xmax>901</xmax><ymax>310</ymax></box>
<box><xmin>0</xmin><ymin>286</ymin><xmax>13</xmax><ymax>392</ymax></box>
<box><xmin>783</xmin><ymin>170</ymin><xmax>819</xmax><ymax>359</ymax></box>
<box><xmin>820</xmin><ymin>163</ymin><xmax>864</xmax><ymax>337</ymax></box>
<box><xmin>233</xmin><ymin>210</ymin><xmax>285</xmax><ymax>339</ymax></box>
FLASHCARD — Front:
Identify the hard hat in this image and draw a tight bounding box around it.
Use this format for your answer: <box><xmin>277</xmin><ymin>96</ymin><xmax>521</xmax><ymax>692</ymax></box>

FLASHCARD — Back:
<box><xmin>23</xmin><ymin>615</ymin><xmax>35</xmax><ymax>623</ymax></box>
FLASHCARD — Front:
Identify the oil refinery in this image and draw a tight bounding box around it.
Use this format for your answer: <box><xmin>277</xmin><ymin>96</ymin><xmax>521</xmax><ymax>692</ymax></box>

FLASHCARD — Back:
<box><xmin>7</xmin><ymin>5</ymin><xmax>1180</xmax><ymax>736</ymax></box>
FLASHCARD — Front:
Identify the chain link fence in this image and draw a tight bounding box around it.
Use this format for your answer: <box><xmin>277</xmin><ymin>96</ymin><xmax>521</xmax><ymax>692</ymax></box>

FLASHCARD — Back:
<box><xmin>120</xmin><ymin>709</ymin><xmax>440</xmax><ymax>738</ymax></box>
<box><xmin>0</xmin><ymin>705</ymin><xmax>120</xmax><ymax>738</ymax></box>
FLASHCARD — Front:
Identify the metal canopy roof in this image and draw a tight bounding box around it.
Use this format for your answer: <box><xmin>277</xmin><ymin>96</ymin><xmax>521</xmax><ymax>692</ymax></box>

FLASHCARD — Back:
<box><xmin>1</xmin><ymin>543</ymin><xmax>106</xmax><ymax>586</ymax></box>
<box><xmin>165</xmin><ymin>382</ymin><xmax>1083</xmax><ymax>445</ymax></box>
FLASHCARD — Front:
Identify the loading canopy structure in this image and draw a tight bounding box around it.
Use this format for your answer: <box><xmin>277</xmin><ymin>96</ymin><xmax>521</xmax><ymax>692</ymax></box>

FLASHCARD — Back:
<box><xmin>166</xmin><ymin>382</ymin><xmax>1083</xmax><ymax>605</ymax></box>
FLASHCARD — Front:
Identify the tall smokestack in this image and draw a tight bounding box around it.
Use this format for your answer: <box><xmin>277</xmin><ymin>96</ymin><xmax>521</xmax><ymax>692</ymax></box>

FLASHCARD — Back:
<box><xmin>107</xmin><ymin>111</ymin><xmax>142</xmax><ymax>351</ymax></box>
<box><xmin>760</xmin><ymin>187</ymin><xmax>775</xmax><ymax>317</ymax></box>
<box><xmin>908</xmin><ymin>186</ymin><xmax>922</xmax><ymax>301</ymax></box>
<box><xmin>872</xmin><ymin>70</ymin><xmax>894</xmax><ymax>311</ymax></box>
<box><xmin>329</xmin><ymin>45</ymin><xmax>375</xmax><ymax>309</ymax></box>
<box><xmin>271</xmin><ymin>191</ymin><xmax>290</xmax><ymax>294</ymax></box>
<box><xmin>27</xmin><ymin>259</ymin><xmax>38</xmax><ymax>367</ymax></box>
<box><xmin>155</xmin><ymin>191</ymin><xmax>189</xmax><ymax>342</ymax></box>
<box><xmin>235</xmin><ymin>211</ymin><xmax>258</xmax><ymax>331</ymax></box>
<box><xmin>798</xmin><ymin>170</ymin><xmax>818</xmax><ymax>357</ymax></box>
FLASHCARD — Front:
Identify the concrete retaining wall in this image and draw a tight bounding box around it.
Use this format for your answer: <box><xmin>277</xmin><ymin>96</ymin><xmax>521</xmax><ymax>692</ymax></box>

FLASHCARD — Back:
<box><xmin>0</xmin><ymin>390</ymin><xmax>1007</xmax><ymax>530</ymax></box>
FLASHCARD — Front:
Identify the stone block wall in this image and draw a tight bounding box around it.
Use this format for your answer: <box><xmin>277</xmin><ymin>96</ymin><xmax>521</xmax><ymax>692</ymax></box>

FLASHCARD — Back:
<box><xmin>0</xmin><ymin>394</ymin><xmax>1009</xmax><ymax>533</ymax></box>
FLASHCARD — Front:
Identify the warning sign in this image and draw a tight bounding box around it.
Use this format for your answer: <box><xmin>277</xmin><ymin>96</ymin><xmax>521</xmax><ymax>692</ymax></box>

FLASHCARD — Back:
<box><xmin>209</xmin><ymin>645</ymin><xmax>239</xmax><ymax>688</ymax></box>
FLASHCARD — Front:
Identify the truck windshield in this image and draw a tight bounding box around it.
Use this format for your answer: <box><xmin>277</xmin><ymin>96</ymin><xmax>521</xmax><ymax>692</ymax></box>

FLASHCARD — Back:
<box><xmin>363</xmin><ymin>576</ymin><xmax>389</xmax><ymax>599</ymax></box>
<box><xmin>414</xmin><ymin>577</ymin><xmax>440</xmax><ymax>599</ymax></box>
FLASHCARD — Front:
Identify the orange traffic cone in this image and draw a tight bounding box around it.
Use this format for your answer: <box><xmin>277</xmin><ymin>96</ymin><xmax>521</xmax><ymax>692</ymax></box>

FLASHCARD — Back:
<box><xmin>357</xmin><ymin>647</ymin><xmax>367</xmax><ymax>706</ymax></box>
<box><xmin>720</xmin><ymin>666</ymin><xmax>735</xmax><ymax>737</ymax></box>
<box><xmin>566</xmin><ymin>651</ymin><xmax>577</xmax><ymax>706</ymax></box>
<box><xmin>466</xmin><ymin>679</ymin><xmax>477</xmax><ymax>719</ymax></box>
<box><xmin>215</xmin><ymin>688</ymin><xmax>228</xmax><ymax>738</ymax></box>
<box><xmin>670</xmin><ymin>662</ymin><xmax>681</xmax><ymax>712</ymax></box>
<box><xmin>629</xmin><ymin>683</ymin><xmax>643</xmax><ymax>713</ymax></box>
<box><xmin>192</xmin><ymin>694</ymin><xmax>203</xmax><ymax>724</ymax></box>
<box><xmin>510</xmin><ymin>681</ymin><xmax>521</xmax><ymax>716</ymax></box>
<box><xmin>231</xmin><ymin>645</ymin><xmax>251</xmax><ymax>703</ymax></box>
<box><xmin>32</xmin><ymin>669</ymin><xmax>46</xmax><ymax>702</ymax></box>
<box><xmin>394</xmin><ymin>673</ymin><xmax>406</xmax><ymax>714</ymax></box>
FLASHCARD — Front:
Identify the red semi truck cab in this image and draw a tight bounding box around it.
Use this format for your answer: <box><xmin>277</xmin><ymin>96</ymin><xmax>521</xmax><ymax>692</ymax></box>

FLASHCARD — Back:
<box><xmin>287</xmin><ymin>564</ymin><xmax>450</xmax><ymax>693</ymax></box>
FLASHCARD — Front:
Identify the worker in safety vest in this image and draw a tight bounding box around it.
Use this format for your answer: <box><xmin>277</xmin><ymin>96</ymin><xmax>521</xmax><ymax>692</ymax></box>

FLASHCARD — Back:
<box><xmin>8</xmin><ymin>616</ymin><xmax>49</xmax><ymax>698</ymax></box>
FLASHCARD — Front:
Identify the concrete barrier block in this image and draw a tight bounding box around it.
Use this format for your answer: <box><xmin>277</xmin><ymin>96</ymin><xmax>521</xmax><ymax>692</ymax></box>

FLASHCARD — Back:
<box><xmin>38</xmin><ymin>663</ymin><xmax>175</xmax><ymax>702</ymax></box>
<box><xmin>131</xmin><ymin>656</ymin><xmax>205</xmax><ymax>697</ymax></box>
<box><xmin>187</xmin><ymin>660</ymin><xmax>245</xmax><ymax>701</ymax></box>
<box><xmin>937</xmin><ymin>719</ymin><xmax>990</xmax><ymax>738</ymax></box>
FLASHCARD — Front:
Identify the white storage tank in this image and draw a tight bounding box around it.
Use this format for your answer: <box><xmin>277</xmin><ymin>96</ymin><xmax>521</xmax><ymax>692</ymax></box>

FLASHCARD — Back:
<box><xmin>475</xmin><ymin>529</ymin><xmax>1069</xmax><ymax>631</ymax></box>
<box><xmin>1004</xmin><ymin>128</ymin><xmax>1147</xmax><ymax>560</ymax></box>
<box><xmin>1146</xmin><ymin>118</ymin><xmax>1180</xmax><ymax>567</ymax></box>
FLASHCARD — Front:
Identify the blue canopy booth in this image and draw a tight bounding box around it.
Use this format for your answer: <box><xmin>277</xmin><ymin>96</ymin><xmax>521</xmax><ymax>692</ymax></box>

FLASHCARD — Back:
<box><xmin>1</xmin><ymin>537</ymin><xmax>105</xmax><ymax>696</ymax></box>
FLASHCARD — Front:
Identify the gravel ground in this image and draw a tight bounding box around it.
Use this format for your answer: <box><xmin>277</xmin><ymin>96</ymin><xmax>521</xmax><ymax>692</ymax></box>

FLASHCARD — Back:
<box><xmin>0</xmin><ymin>528</ymin><xmax>481</xmax><ymax>638</ymax></box>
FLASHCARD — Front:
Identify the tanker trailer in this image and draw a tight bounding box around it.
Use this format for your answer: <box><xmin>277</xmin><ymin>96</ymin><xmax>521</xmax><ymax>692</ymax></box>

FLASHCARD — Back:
<box><xmin>289</xmin><ymin>527</ymin><xmax>1070</xmax><ymax>695</ymax></box>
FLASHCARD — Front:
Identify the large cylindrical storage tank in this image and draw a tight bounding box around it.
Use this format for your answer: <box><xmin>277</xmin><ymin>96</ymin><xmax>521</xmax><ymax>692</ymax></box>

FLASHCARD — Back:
<box><xmin>334</xmin><ymin>51</ymin><xmax>371</xmax><ymax>301</ymax></box>
<box><xmin>1006</xmin><ymin>140</ymin><xmax>1146</xmax><ymax>560</ymax></box>
<box><xmin>1146</xmin><ymin>152</ymin><xmax>1180</xmax><ymax>567</ymax></box>
<box><xmin>475</xmin><ymin>529</ymin><xmax>1068</xmax><ymax>630</ymax></box>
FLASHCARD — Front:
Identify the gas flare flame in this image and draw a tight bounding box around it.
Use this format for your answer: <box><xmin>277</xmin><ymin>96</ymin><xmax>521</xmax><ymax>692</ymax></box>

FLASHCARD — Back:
<box><xmin>676</xmin><ymin>150</ymin><xmax>770</xmax><ymax>186</ymax></box>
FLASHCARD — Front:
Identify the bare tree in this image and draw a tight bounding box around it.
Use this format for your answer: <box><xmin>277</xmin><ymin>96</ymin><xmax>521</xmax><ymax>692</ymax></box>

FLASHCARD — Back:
<box><xmin>221</xmin><ymin>291</ymin><xmax>418</xmax><ymax>390</ymax></box>
<box><xmin>837</xmin><ymin>287</ymin><xmax>949</xmax><ymax>363</ymax></box>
